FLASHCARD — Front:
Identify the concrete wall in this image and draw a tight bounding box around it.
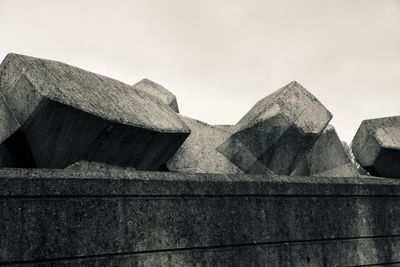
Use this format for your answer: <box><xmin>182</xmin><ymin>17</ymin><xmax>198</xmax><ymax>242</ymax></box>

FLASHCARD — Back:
<box><xmin>1</xmin><ymin>169</ymin><xmax>400</xmax><ymax>266</ymax></box>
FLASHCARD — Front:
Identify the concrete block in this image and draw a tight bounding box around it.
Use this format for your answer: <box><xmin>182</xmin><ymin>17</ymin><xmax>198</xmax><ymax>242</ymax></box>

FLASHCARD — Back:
<box><xmin>133</xmin><ymin>78</ymin><xmax>179</xmax><ymax>112</ymax></box>
<box><xmin>0</xmin><ymin>53</ymin><xmax>190</xmax><ymax>169</ymax></box>
<box><xmin>217</xmin><ymin>81</ymin><xmax>332</xmax><ymax>175</ymax></box>
<box><xmin>352</xmin><ymin>116</ymin><xmax>400</xmax><ymax>178</ymax></box>
<box><xmin>166</xmin><ymin>115</ymin><xmax>242</xmax><ymax>174</ymax></box>
<box><xmin>291</xmin><ymin>125</ymin><xmax>359</xmax><ymax>177</ymax></box>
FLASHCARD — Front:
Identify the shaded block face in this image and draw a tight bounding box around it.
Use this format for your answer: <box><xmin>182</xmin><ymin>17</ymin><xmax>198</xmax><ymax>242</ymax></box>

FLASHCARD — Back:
<box><xmin>352</xmin><ymin>116</ymin><xmax>400</xmax><ymax>178</ymax></box>
<box><xmin>291</xmin><ymin>125</ymin><xmax>359</xmax><ymax>177</ymax></box>
<box><xmin>217</xmin><ymin>81</ymin><xmax>332</xmax><ymax>175</ymax></box>
<box><xmin>0</xmin><ymin>144</ymin><xmax>15</xmax><ymax>167</ymax></box>
<box><xmin>0</xmin><ymin>53</ymin><xmax>190</xmax><ymax>169</ymax></box>
<box><xmin>166</xmin><ymin>116</ymin><xmax>243</xmax><ymax>174</ymax></box>
<box><xmin>133</xmin><ymin>79</ymin><xmax>179</xmax><ymax>113</ymax></box>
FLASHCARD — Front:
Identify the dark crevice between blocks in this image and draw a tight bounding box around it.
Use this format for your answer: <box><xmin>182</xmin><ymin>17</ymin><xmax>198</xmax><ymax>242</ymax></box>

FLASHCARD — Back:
<box><xmin>3</xmin><ymin>130</ymin><xmax>36</xmax><ymax>168</ymax></box>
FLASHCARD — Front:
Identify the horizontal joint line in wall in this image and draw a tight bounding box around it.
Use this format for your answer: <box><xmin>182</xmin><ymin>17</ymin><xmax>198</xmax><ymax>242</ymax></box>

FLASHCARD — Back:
<box><xmin>2</xmin><ymin>234</ymin><xmax>400</xmax><ymax>266</ymax></box>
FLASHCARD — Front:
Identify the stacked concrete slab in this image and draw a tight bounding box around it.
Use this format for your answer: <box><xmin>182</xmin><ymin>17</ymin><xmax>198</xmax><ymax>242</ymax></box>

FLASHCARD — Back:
<box><xmin>0</xmin><ymin>53</ymin><xmax>190</xmax><ymax>169</ymax></box>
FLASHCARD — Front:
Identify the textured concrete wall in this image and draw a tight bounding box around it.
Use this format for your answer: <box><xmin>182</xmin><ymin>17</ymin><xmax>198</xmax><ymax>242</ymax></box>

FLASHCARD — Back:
<box><xmin>1</xmin><ymin>169</ymin><xmax>400</xmax><ymax>266</ymax></box>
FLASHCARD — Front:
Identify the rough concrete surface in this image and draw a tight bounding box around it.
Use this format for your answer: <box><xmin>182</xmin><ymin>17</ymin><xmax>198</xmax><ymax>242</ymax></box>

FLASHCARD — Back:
<box><xmin>166</xmin><ymin>115</ymin><xmax>243</xmax><ymax>174</ymax></box>
<box><xmin>0</xmin><ymin>169</ymin><xmax>400</xmax><ymax>266</ymax></box>
<box><xmin>291</xmin><ymin>125</ymin><xmax>359</xmax><ymax>177</ymax></box>
<box><xmin>217</xmin><ymin>81</ymin><xmax>332</xmax><ymax>175</ymax></box>
<box><xmin>0</xmin><ymin>52</ymin><xmax>400</xmax><ymax>266</ymax></box>
<box><xmin>0</xmin><ymin>53</ymin><xmax>190</xmax><ymax>169</ymax></box>
<box><xmin>12</xmin><ymin>237</ymin><xmax>400</xmax><ymax>267</ymax></box>
<box><xmin>352</xmin><ymin>116</ymin><xmax>400</xmax><ymax>178</ymax></box>
<box><xmin>65</xmin><ymin>160</ymin><xmax>136</xmax><ymax>171</ymax></box>
<box><xmin>342</xmin><ymin>141</ymin><xmax>370</xmax><ymax>176</ymax></box>
<box><xmin>133</xmin><ymin>78</ymin><xmax>179</xmax><ymax>113</ymax></box>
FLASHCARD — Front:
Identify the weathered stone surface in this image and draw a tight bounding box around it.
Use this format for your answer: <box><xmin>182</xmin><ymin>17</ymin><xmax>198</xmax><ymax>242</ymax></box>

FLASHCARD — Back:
<box><xmin>352</xmin><ymin>116</ymin><xmax>400</xmax><ymax>178</ymax></box>
<box><xmin>0</xmin><ymin>53</ymin><xmax>190</xmax><ymax>169</ymax></box>
<box><xmin>166</xmin><ymin>115</ymin><xmax>242</xmax><ymax>174</ymax></box>
<box><xmin>342</xmin><ymin>141</ymin><xmax>354</xmax><ymax>162</ymax></box>
<box><xmin>133</xmin><ymin>78</ymin><xmax>179</xmax><ymax>113</ymax></box>
<box><xmin>342</xmin><ymin>141</ymin><xmax>370</xmax><ymax>176</ymax></box>
<box><xmin>291</xmin><ymin>125</ymin><xmax>359</xmax><ymax>177</ymax></box>
<box><xmin>217</xmin><ymin>81</ymin><xmax>332</xmax><ymax>175</ymax></box>
<box><xmin>1</xmin><ymin>169</ymin><xmax>400</xmax><ymax>265</ymax></box>
<box><xmin>66</xmin><ymin>161</ymin><xmax>136</xmax><ymax>171</ymax></box>
<box><xmin>13</xmin><ymin>237</ymin><xmax>400</xmax><ymax>266</ymax></box>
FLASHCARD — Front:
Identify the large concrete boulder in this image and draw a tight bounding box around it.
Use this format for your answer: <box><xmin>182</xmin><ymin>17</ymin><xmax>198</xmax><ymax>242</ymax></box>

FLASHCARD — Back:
<box><xmin>166</xmin><ymin>116</ymin><xmax>243</xmax><ymax>174</ymax></box>
<box><xmin>133</xmin><ymin>78</ymin><xmax>179</xmax><ymax>113</ymax></box>
<box><xmin>291</xmin><ymin>125</ymin><xmax>359</xmax><ymax>177</ymax></box>
<box><xmin>352</xmin><ymin>116</ymin><xmax>400</xmax><ymax>178</ymax></box>
<box><xmin>217</xmin><ymin>81</ymin><xmax>332</xmax><ymax>175</ymax></box>
<box><xmin>0</xmin><ymin>53</ymin><xmax>190</xmax><ymax>169</ymax></box>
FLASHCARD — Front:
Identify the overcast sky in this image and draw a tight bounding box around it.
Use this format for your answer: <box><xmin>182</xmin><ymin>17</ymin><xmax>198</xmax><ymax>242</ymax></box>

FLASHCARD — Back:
<box><xmin>1</xmin><ymin>0</ymin><xmax>399</xmax><ymax>142</ymax></box>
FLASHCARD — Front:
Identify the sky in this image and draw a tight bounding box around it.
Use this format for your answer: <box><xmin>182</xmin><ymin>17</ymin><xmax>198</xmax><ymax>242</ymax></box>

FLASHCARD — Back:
<box><xmin>0</xmin><ymin>0</ymin><xmax>399</xmax><ymax>142</ymax></box>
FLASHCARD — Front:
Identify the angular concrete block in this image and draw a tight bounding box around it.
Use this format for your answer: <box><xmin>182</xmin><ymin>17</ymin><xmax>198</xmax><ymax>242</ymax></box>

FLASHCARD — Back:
<box><xmin>133</xmin><ymin>78</ymin><xmax>179</xmax><ymax>113</ymax></box>
<box><xmin>352</xmin><ymin>116</ymin><xmax>400</xmax><ymax>178</ymax></box>
<box><xmin>0</xmin><ymin>53</ymin><xmax>190</xmax><ymax>169</ymax></box>
<box><xmin>217</xmin><ymin>81</ymin><xmax>332</xmax><ymax>175</ymax></box>
<box><xmin>166</xmin><ymin>115</ymin><xmax>243</xmax><ymax>174</ymax></box>
<box><xmin>291</xmin><ymin>125</ymin><xmax>359</xmax><ymax>177</ymax></box>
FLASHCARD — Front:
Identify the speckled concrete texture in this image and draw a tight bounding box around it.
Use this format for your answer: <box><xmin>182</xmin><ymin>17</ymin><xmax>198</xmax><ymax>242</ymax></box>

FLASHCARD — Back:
<box><xmin>291</xmin><ymin>125</ymin><xmax>359</xmax><ymax>177</ymax></box>
<box><xmin>133</xmin><ymin>78</ymin><xmax>180</xmax><ymax>113</ymax></box>
<box><xmin>217</xmin><ymin>81</ymin><xmax>332</xmax><ymax>175</ymax></box>
<box><xmin>166</xmin><ymin>115</ymin><xmax>243</xmax><ymax>174</ymax></box>
<box><xmin>0</xmin><ymin>169</ymin><xmax>400</xmax><ymax>266</ymax></box>
<box><xmin>352</xmin><ymin>116</ymin><xmax>400</xmax><ymax>178</ymax></box>
<box><xmin>0</xmin><ymin>53</ymin><xmax>190</xmax><ymax>169</ymax></box>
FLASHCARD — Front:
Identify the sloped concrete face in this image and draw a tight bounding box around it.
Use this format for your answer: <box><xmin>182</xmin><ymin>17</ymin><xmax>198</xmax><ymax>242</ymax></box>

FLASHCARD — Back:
<box><xmin>0</xmin><ymin>53</ymin><xmax>190</xmax><ymax>169</ymax></box>
<box><xmin>352</xmin><ymin>116</ymin><xmax>400</xmax><ymax>178</ymax></box>
<box><xmin>133</xmin><ymin>78</ymin><xmax>179</xmax><ymax>113</ymax></box>
<box><xmin>166</xmin><ymin>115</ymin><xmax>243</xmax><ymax>174</ymax></box>
<box><xmin>291</xmin><ymin>125</ymin><xmax>359</xmax><ymax>177</ymax></box>
<box><xmin>217</xmin><ymin>81</ymin><xmax>332</xmax><ymax>175</ymax></box>
<box><xmin>342</xmin><ymin>141</ymin><xmax>370</xmax><ymax>176</ymax></box>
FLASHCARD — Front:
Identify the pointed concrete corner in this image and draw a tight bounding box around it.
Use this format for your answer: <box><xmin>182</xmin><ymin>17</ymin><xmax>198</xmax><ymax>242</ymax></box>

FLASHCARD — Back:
<box><xmin>133</xmin><ymin>78</ymin><xmax>179</xmax><ymax>113</ymax></box>
<box><xmin>217</xmin><ymin>81</ymin><xmax>332</xmax><ymax>175</ymax></box>
<box><xmin>352</xmin><ymin>116</ymin><xmax>400</xmax><ymax>178</ymax></box>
